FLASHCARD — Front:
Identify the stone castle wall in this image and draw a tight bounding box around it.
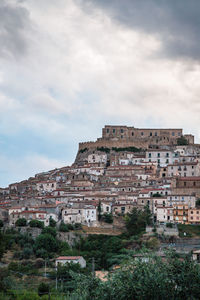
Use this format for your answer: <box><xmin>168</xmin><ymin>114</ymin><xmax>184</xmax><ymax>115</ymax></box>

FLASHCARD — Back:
<box><xmin>79</xmin><ymin>139</ymin><xmax>149</xmax><ymax>151</ymax></box>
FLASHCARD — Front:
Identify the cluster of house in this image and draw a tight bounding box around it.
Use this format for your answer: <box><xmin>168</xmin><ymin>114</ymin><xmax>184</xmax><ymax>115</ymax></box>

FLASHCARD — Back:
<box><xmin>0</xmin><ymin>129</ymin><xmax>200</xmax><ymax>228</ymax></box>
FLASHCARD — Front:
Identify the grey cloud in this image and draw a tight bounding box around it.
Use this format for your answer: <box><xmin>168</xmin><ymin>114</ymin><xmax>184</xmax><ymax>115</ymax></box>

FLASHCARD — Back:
<box><xmin>79</xmin><ymin>0</ymin><xmax>200</xmax><ymax>61</ymax></box>
<box><xmin>0</xmin><ymin>0</ymin><xmax>30</xmax><ymax>59</ymax></box>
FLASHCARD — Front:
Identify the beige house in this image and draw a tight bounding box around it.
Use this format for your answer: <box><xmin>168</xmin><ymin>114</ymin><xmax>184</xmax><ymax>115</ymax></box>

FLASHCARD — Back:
<box><xmin>167</xmin><ymin>162</ymin><xmax>200</xmax><ymax>177</ymax></box>
<box><xmin>188</xmin><ymin>208</ymin><xmax>200</xmax><ymax>224</ymax></box>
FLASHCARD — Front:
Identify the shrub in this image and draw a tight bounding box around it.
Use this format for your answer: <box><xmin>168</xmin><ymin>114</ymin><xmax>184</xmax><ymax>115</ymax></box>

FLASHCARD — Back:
<box><xmin>35</xmin><ymin>234</ymin><xmax>59</xmax><ymax>253</ymax></box>
<box><xmin>145</xmin><ymin>237</ymin><xmax>160</xmax><ymax>250</ymax></box>
<box><xmin>34</xmin><ymin>258</ymin><xmax>44</xmax><ymax>268</ymax></box>
<box><xmin>59</xmin><ymin>221</ymin><xmax>69</xmax><ymax>232</ymax></box>
<box><xmin>196</xmin><ymin>198</ymin><xmax>200</xmax><ymax>207</ymax></box>
<box><xmin>101</xmin><ymin>213</ymin><xmax>113</xmax><ymax>224</ymax></box>
<box><xmin>79</xmin><ymin>148</ymin><xmax>88</xmax><ymax>153</ymax></box>
<box><xmin>21</xmin><ymin>247</ymin><xmax>33</xmax><ymax>259</ymax></box>
<box><xmin>97</xmin><ymin>147</ymin><xmax>110</xmax><ymax>153</ymax></box>
<box><xmin>42</xmin><ymin>227</ymin><xmax>57</xmax><ymax>237</ymax></box>
<box><xmin>38</xmin><ymin>282</ymin><xmax>49</xmax><ymax>297</ymax></box>
<box><xmin>29</xmin><ymin>220</ymin><xmax>44</xmax><ymax>229</ymax></box>
<box><xmin>112</xmin><ymin>146</ymin><xmax>141</xmax><ymax>152</ymax></box>
<box><xmin>49</xmin><ymin>217</ymin><xmax>56</xmax><ymax>228</ymax></box>
<box><xmin>15</xmin><ymin>218</ymin><xmax>27</xmax><ymax>227</ymax></box>
<box><xmin>67</xmin><ymin>224</ymin><xmax>74</xmax><ymax>231</ymax></box>
<box><xmin>74</xmin><ymin>223</ymin><xmax>82</xmax><ymax>230</ymax></box>
<box><xmin>166</xmin><ymin>223</ymin><xmax>173</xmax><ymax>228</ymax></box>
<box><xmin>35</xmin><ymin>249</ymin><xmax>48</xmax><ymax>259</ymax></box>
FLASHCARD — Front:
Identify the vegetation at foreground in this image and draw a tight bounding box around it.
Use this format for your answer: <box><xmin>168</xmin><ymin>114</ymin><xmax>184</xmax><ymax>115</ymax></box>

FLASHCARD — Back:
<box><xmin>1</xmin><ymin>253</ymin><xmax>200</xmax><ymax>300</ymax></box>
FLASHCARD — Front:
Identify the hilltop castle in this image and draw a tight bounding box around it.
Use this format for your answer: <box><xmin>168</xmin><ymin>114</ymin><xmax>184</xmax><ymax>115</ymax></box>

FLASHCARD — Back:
<box><xmin>78</xmin><ymin>125</ymin><xmax>194</xmax><ymax>151</ymax></box>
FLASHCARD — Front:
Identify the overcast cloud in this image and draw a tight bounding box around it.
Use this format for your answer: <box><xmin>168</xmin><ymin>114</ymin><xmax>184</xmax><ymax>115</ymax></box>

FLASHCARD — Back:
<box><xmin>0</xmin><ymin>0</ymin><xmax>200</xmax><ymax>186</ymax></box>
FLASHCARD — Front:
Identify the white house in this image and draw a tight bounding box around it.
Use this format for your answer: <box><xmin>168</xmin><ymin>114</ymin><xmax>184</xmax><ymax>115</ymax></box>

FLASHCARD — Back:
<box><xmin>62</xmin><ymin>204</ymin><xmax>97</xmax><ymax>226</ymax></box>
<box><xmin>167</xmin><ymin>195</ymin><xmax>196</xmax><ymax>208</ymax></box>
<box><xmin>55</xmin><ymin>256</ymin><xmax>86</xmax><ymax>268</ymax></box>
<box><xmin>145</xmin><ymin>150</ymin><xmax>178</xmax><ymax>167</ymax></box>
<box><xmin>156</xmin><ymin>206</ymin><xmax>174</xmax><ymax>223</ymax></box>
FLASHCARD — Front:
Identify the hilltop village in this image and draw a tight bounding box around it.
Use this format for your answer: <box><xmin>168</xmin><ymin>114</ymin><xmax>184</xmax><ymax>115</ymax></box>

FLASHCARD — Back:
<box><xmin>1</xmin><ymin>125</ymin><xmax>200</xmax><ymax>228</ymax></box>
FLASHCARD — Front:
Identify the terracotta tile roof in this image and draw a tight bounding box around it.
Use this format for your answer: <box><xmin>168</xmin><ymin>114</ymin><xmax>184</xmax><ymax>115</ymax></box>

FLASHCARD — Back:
<box><xmin>56</xmin><ymin>256</ymin><xmax>82</xmax><ymax>260</ymax></box>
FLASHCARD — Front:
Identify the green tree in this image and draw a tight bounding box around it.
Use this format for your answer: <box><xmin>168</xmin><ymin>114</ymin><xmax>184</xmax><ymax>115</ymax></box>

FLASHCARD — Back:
<box><xmin>152</xmin><ymin>192</ymin><xmax>162</xmax><ymax>197</ymax></box>
<box><xmin>49</xmin><ymin>217</ymin><xmax>56</xmax><ymax>227</ymax></box>
<box><xmin>97</xmin><ymin>201</ymin><xmax>102</xmax><ymax>221</ymax></box>
<box><xmin>0</xmin><ymin>232</ymin><xmax>6</xmax><ymax>259</ymax></box>
<box><xmin>59</xmin><ymin>221</ymin><xmax>69</xmax><ymax>232</ymax></box>
<box><xmin>15</xmin><ymin>218</ymin><xmax>27</xmax><ymax>227</ymax></box>
<box><xmin>29</xmin><ymin>220</ymin><xmax>44</xmax><ymax>228</ymax></box>
<box><xmin>35</xmin><ymin>233</ymin><xmax>58</xmax><ymax>253</ymax></box>
<box><xmin>42</xmin><ymin>226</ymin><xmax>57</xmax><ymax>237</ymax></box>
<box><xmin>196</xmin><ymin>198</ymin><xmax>200</xmax><ymax>207</ymax></box>
<box><xmin>125</xmin><ymin>207</ymin><xmax>152</xmax><ymax>236</ymax></box>
<box><xmin>177</xmin><ymin>136</ymin><xmax>188</xmax><ymax>145</ymax></box>
<box><xmin>102</xmin><ymin>213</ymin><xmax>113</xmax><ymax>223</ymax></box>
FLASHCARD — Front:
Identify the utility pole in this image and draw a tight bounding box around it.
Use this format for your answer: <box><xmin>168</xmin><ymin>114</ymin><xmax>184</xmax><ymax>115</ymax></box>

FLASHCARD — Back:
<box><xmin>56</xmin><ymin>275</ymin><xmax>58</xmax><ymax>290</ymax></box>
<box><xmin>92</xmin><ymin>257</ymin><xmax>95</xmax><ymax>278</ymax></box>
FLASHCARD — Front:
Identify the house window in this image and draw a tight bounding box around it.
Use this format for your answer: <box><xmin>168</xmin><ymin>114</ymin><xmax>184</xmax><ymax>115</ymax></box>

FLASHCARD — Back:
<box><xmin>166</xmin><ymin>159</ymin><xmax>169</xmax><ymax>163</ymax></box>
<box><xmin>121</xmin><ymin>207</ymin><xmax>125</xmax><ymax>213</ymax></box>
<box><xmin>158</xmin><ymin>159</ymin><xmax>160</xmax><ymax>164</ymax></box>
<box><xmin>172</xmin><ymin>132</ymin><xmax>175</xmax><ymax>136</ymax></box>
<box><xmin>155</xmin><ymin>132</ymin><xmax>157</xmax><ymax>136</ymax></box>
<box><xmin>184</xmin><ymin>182</ymin><xmax>186</xmax><ymax>187</ymax></box>
<box><xmin>141</xmin><ymin>132</ymin><xmax>144</xmax><ymax>136</ymax></box>
<box><xmin>157</xmin><ymin>153</ymin><xmax>160</xmax><ymax>157</ymax></box>
<box><xmin>113</xmin><ymin>129</ymin><xmax>116</xmax><ymax>133</ymax></box>
<box><xmin>150</xmin><ymin>132</ymin><xmax>152</xmax><ymax>136</ymax></box>
<box><xmin>148</xmin><ymin>153</ymin><xmax>151</xmax><ymax>158</ymax></box>
<box><xmin>106</xmin><ymin>128</ymin><xmax>109</xmax><ymax>133</ymax></box>
<box><xmin>121</xmin><ymin>129</ymin><xmax>124</xmax><ymax>133</ymax></box>
<box><xmin>132</xmin><ymin>132</ymin><xmax>134</xmax><ymax>136</ymax></box>
<box><xmin>166</xmin><ymin>153</ymin><xmax>169</xmax><ymax>157</ymax></box>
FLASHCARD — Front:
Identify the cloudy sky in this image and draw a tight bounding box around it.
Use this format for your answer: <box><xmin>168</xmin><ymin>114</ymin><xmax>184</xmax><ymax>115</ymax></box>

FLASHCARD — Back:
<box><xmin>1</xmin><ymin>0</ymin><xmax>200</xmax><ymax>187</ymax></box>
